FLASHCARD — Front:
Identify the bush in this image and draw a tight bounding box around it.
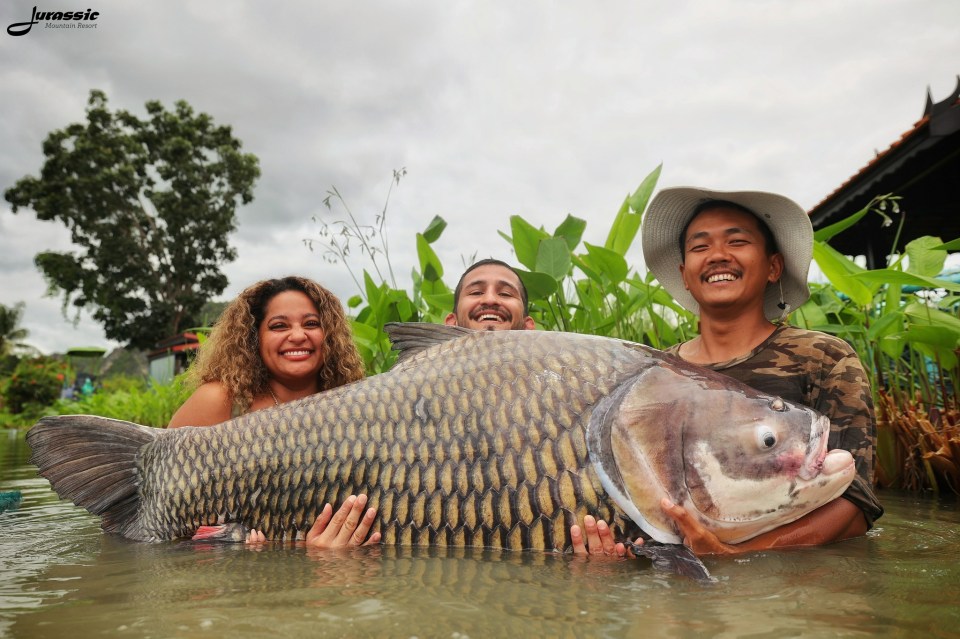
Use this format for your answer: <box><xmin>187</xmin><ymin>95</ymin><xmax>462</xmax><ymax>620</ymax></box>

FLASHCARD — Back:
<box><xmin>54</xmin><ymin>374</ymin><xmax>191</xmax><ymax>427</ymax></box>
<box><xmin>2</xmin><ymin>356</ymin><xmax>68</xmax><ymax>414</ymax></box>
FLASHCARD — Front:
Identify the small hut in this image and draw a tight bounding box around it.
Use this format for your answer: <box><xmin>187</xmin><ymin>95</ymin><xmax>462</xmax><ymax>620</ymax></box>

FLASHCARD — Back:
<box><xmin>147</xmin><ymin>332</ymin><xmax>200</xmax><ymax>384</ymax></box>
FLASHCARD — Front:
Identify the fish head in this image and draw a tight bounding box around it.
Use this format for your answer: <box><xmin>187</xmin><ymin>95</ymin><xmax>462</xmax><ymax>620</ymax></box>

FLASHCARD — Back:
<box><xmin>588</xmin><ymin>361</ymin><xmax>856</xmax><ymax>545</ymax></box>
<box><xmin>678</xmin><ymin>391</ymin><xmax>856</xmax><ymax>543</ymax></box>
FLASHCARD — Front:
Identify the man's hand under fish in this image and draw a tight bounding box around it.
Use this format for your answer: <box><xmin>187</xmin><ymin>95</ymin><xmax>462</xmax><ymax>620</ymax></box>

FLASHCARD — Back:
<box><xmin>573</xmin><ymin>495</ymin><xmax>866</xmax><ymax>557</ymax></box>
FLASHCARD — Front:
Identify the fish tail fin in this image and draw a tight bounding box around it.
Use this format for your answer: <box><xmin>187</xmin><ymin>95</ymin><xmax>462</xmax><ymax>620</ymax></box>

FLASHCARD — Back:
<box><xmin>27</xmin><ymin>415</ymin><xmax>158</xmax><ymax>538</ymax></box>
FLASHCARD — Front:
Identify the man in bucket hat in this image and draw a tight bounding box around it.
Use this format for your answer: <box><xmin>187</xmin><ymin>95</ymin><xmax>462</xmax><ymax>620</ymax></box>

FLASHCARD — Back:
<box><xmin>633</xmin><ymin>186</ymin><xmax>883</xmax><ymax>555</ymax></box>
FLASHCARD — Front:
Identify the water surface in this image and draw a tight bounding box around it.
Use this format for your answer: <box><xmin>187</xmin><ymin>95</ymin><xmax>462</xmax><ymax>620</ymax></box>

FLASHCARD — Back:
<box><xmin>2</xmin><ymin>428</ymin><xmax>958</xmax><ymax>638</ymax></box>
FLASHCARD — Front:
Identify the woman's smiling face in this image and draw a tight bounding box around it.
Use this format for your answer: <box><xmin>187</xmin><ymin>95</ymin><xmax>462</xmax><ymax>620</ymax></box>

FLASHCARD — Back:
<box><xmin>257</xmin><ymin>290</ymin><xmax>326</xmax><ymax>386</ymax></box>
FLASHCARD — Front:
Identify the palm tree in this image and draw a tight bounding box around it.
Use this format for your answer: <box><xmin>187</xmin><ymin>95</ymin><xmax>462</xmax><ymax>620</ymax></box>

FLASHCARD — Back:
<box><xmin>0</xmin><ymin>302</ymin><xmax>32</xmax><ymax>356</ymax></box>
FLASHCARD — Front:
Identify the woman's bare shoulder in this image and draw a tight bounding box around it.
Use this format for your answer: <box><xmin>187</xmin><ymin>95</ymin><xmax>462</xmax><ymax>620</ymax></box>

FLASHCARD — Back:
<box><xmin>168</xmin><ymin>382</ymin><xmax>233</xmax><ymax>428</ymax></box>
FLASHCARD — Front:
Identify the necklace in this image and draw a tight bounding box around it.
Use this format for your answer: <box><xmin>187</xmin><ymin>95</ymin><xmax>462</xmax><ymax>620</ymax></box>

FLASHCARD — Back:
<box><xmin>268</xmin><ymin>387</ymin><xmax>280</xmax><ymax>407</ymax></box>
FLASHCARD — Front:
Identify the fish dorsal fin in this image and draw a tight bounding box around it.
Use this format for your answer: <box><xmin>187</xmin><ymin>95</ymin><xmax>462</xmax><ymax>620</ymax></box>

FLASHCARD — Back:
<box><xmin>384</xmin><ymin>322</ymin><xmax>475</xmax><ymax>363</ymax></box>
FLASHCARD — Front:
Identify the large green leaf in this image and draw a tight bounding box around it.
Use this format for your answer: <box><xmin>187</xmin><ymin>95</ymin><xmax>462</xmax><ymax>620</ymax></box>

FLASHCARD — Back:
<box><xmin>932</xmin><ymin>238</ymin><xmax>960</xmax><ymax>251</ymax></box>
<box><xmin>905</xmin><ymin>236</ymin><xmax>946</xmax><ymax>278</ymax></box>
<box><xmin>390</xmin><ymin>289</ymin><xmax>418</xmax><ymax>322</ymax></box>
<box><xmin>852</xmin><ymin>270</ymin><xmax>960</xmax><ymax>293</ymax></box>
<box><xmin>813</xmin><ymin>199</ymin><xmax>876</xmax><ymax>242</ymax></box>
<box><xmin>624</xmin><ymin>278</ymin><xmax>691</xmax><ymax>316</ymax></box>
<box><xmin>535</xmin><ymin>237</ymin><xmax>572</xmax><ymax>280</ymax></box>
<box><xmin>510</xmin><ymin>216</ymin><xmax>550</xmax><ymax>271</ymax></box>
<box><xmin>571</xmin><ymin>254</ymin><xmax>601</xmax><ymax>283</ymax></box>
<box><xmin>902</xmin><ymin>325</ymin><xmax>960</xmax><ymax>350</ymax></box>
<box><xmin>877</xmin><ymin>333</ymin><xmax>907</xmax><ymax>359</ymax></box>
<box><xmin>904</xmin><ymin>301</ymin><xmax>960</xmax><ymax>337</ymax></box>
<box><xmin>581</xmin><ymin>242</ymin><xmax>628</xmax><ymax>284</ymax></box>
<box><xmin>867</xmin><ymin>310</ymin><xmax>904</xmax><ymax>342</ymax></box>
<box><xmin>905</xmin><ymin>325</ymin><xmax>959</xmax><ymax>369</ymax></box>
<box><xmin>363</xmin><ymin>271</ymin><xmax>382</xmax><ymax>307</ymax></box>
<box><xmin>515</xmin><ymin>269</ymin><xmax>558</xmax><ymax>301</ymax></box>
<box><xmin>812</xmin><ymin>241</ymin><xmax>875</xmax><ymax>306</ymax></box>
<box><xmin>867</xmin><ymin>310</ymin><xmax>905</xmax><ymax>358</ymax></box>
<box><xmin>422</xmin><ymin>292</ymin><xmax>454</xmax><ymax>314</ymax></box>
<box><xmin>421</xmin><ymin>215</ymin><xmax>447</xmax><ymax>244</ymax></box>
<box><xmin>604</xmin><ymin>164</ymin><xmax>661</xmax><ymax>256</ymax></box>
<box><xmin>792</xmin><ymin>299</ymin><xmax>829</xmax><ymax>330</ymax></box>
<box><xmin>554</xmin><ymin>215</ymin><xmax>587</xmax><ymax>252</ymax></box>
<box><xmin>416</xmin><ymin>233</ymin><xmax>444</xmax><ymax>282</ymax></box>
<box><xmin>349</xmin><ymin>318</ymin><xmax>383</xmax><ymax>347</ymax></box>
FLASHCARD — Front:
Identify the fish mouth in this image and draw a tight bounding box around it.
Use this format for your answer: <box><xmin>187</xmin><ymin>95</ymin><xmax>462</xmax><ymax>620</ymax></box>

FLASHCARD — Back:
<box><xmin>798</xmin><ymin>414</ymin><xmax>831</xmax><ymax>480</ymax></box>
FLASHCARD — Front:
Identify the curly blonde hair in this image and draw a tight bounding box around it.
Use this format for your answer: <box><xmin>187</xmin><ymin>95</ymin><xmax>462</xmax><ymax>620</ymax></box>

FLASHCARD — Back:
<box><xmin>186</xmin><ymin>276</ymin><xmax>365</xmax><ymax>413</ymax></box>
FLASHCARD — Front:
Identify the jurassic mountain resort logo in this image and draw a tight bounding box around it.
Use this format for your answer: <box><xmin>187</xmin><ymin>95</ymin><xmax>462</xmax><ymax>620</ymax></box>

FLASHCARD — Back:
<box><xmin>7</xmin><ymin>6</ymin><xmax>100</xmax><ymax>36</ymax></box>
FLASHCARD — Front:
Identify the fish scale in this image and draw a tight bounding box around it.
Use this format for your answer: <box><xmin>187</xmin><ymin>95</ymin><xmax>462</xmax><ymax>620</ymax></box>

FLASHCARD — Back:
<box><xmin>28</xmin><ymin>323</ymin><xmax>855</xmax><ymax>553</ymax></box>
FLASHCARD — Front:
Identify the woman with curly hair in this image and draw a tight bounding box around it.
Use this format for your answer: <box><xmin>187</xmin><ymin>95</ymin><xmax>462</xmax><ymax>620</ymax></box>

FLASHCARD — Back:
<box><xmin>170</xmin><ymin>276</ymin><xmax>364</xmax><ymax>425</ymax></box>
<box><xmin>169</xmin><ymin>276</ymin><xmax>378</xmax><ymax>547</ymax></box>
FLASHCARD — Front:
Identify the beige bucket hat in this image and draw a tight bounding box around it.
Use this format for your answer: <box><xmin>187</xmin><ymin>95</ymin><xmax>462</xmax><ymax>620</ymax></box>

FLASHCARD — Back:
<box><xmin>641</xmin><ymin>187</ymin><xmax>813</xmax><ymax>320</ymax></box>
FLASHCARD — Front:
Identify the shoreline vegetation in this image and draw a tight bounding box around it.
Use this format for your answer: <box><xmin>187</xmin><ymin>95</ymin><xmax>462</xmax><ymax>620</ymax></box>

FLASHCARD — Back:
<box><xmin>3</xmin><ymin>167</ymin><xmax>958</xmax><ymax>493</ymax></box>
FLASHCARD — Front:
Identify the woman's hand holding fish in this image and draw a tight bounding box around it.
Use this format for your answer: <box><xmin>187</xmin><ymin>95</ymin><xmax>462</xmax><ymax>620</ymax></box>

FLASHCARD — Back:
<box><xmin>570</xmin><ymin>516</ymin><xmax>641</xmax><ymax>558</ymax></box>
<box><xmin>242</xmin><ymin>496</ymin><xmax>380</xmax><ymax>547</ymax></box>
<box><xmin>306</xmin><ymin>494</ymin><xmax>381</xmax><ymax>548</ymax></box>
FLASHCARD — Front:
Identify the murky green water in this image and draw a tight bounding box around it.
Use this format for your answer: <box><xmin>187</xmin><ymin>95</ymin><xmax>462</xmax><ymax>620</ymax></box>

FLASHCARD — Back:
<box><xmin>2</xmin><ymin>427</ymin><xmax>958</xmax><ymax>638</ymax></box>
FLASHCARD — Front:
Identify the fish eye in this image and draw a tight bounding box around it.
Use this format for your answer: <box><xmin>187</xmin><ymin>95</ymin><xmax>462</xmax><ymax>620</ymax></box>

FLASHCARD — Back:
<box><xmin>755</xmin><ymin>426</ymin><xmax>777</xmax><ymax>449</ymax></box>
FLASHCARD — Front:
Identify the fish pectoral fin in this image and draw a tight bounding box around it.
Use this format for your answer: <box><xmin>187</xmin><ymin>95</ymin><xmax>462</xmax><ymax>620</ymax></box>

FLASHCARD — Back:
<box><xmin>191</xmin><ymin>523</ymin><xmax>249</xmax><ymax>543</ymax></box>
<box><xmin>626</xmin><ymin>541</ymin><xmax>715</xmax><ymax>584</ymax></box>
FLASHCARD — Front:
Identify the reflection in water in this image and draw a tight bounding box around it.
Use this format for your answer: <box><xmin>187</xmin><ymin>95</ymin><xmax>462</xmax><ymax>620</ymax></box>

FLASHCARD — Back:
<box><xmin>2</xmin><ymin>428</ymin><xmax>959</xmax><ymax>638</ymax></box>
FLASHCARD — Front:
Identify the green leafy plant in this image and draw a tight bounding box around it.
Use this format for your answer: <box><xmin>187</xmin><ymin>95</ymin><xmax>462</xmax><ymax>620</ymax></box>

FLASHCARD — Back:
<box><xmin>792</xmin><ymin>195</ymin><xmax>960</xmax><ymax>493</ymax></box>
<box><xmin>499</xmin><ymin>164</ymin><xmax>698</xmax><ymax>347</ymax></box>
<box><xmin>2</xmin><ymin>356</ymin><xmax>68</xmax><ymax>415</ymax></box>
<box><xmin>54</xmin><ymin>374</ymin><xmax>191</xmax><ymax>427</ymax></box>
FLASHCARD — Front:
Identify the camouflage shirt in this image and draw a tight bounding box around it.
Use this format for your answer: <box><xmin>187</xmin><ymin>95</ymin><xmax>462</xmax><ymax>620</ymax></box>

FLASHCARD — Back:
<box><xmin>667</xmin><ymin>325</ymin><xmax>883</xmax><ymax>525</ymax></box>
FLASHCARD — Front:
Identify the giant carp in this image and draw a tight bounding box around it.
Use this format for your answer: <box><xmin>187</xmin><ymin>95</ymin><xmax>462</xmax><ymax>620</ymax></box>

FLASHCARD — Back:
<box><xmin>28</xmin><ymin>324</ymin><xmax>855</xmax><ymax>550</ymax></box>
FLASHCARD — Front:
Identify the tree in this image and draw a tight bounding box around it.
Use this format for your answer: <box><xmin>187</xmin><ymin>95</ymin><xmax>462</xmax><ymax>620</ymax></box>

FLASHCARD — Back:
<box><xmin>5</xmin><ymin>90</ymin><xmax>260</xmax><ymax>350</ymax></box>
<box><xmin>0</xmin><ymin>301</ymin><xmax>32</xmax><ymax>356</ymax></box>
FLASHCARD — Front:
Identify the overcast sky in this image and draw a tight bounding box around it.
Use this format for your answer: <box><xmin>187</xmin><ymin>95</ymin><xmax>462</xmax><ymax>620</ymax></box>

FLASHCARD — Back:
<box><xmin>1</xmin><ymin>0</ymin><xmax>958</xmax><ymax>355</ymax></box>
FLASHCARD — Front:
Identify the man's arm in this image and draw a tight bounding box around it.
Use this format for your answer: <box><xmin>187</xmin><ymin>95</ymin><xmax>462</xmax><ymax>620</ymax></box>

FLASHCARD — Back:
<box><xmin>570</xmin><ymin>496</ymin><xmax>866</xmax><ymax>557</ymax></box>
<box><xmin>662</xmin><ymin>496</ymin><xmax>867</xmax><ymax>555</ymax></box>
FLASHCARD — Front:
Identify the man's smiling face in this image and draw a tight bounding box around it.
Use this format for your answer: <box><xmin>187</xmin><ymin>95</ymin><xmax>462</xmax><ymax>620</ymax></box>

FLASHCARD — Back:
<box><xmin>679</xmin><ymin>206</ymin><xmax>783</xmax><ymax>317</ymax></box>
<box><xmin>445</xmin><ymin>263</ymin><xmax>534</xmax><ymax>331</ymax></box>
